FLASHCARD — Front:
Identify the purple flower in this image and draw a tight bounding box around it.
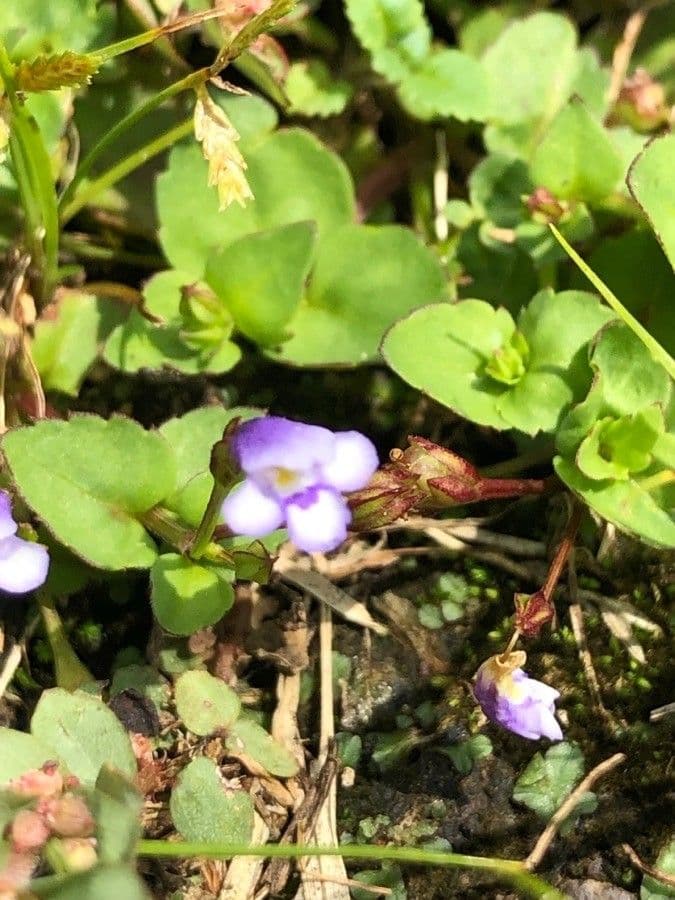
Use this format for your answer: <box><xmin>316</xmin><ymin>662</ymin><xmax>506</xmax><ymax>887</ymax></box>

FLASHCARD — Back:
<box><xmin>0</xmin><ymin>491</ymin><xmax>49</xmax><ymax>593</ymax></box>
<box><xmin>221</xmin><ymin>416</ymin><xmax>378</xmax><ymax>553</ymax></box>
<box><xmin>473</xmin><ymin>651</ymin><xmax>563</xmax><ymax>741</ymax></box>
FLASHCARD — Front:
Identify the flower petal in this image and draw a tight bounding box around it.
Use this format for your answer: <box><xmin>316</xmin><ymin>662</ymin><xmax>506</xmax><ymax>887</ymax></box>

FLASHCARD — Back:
<box><xmin>233</xmin><ymin>417</ymin><xmax>335</xmax><ymax>473</ymax></box>
<box><xmin>0</xmin><ymin>536</ymin><xmax>49</xmax><ymax>593</ymax></box>
<box><xmin>0</xmin><ymin>491</ymin><xmax>18</xmax><ymax>541</ymax></box>
<box><xmin>319</xmin><ymin>431</ymin><xmax>379</xmax><ymax>492</ymax></box>
<box><xmin>285</xmin><ymin>488</ymin><xmax>351</xmax><ymax>553</ymax></box>
<box><xmin>221</xmin><ymin>478</ymin><xmax>284</xmax><ymax>537</ymax></box>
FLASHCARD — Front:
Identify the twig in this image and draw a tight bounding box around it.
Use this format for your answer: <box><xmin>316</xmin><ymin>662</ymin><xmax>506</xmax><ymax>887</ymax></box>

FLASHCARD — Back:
<box><xmin>302</xmin><ymin>873</ymin><xmax>391</xmax><ymax>895</ymax></box>
<box><xmin>276</xmin><ymin>562</ymin><xmax>388</xmax><ymax>636</ymax></box>
<box><xmin>524</xmin><ymin>753</ymin><xmax>626</xmax><ymax>871</ymax></box>
<box><xmin>0</xmin><ymin>643</ymin><xmax>22</xmax><ymax>702</ymax></box>
<box><xmin>622</xmin><ymin>844</ymin><xmax>675</xmax><ymax>888</ymax></box>
<box><xmin>650</xmin><ymin>702</ymin><xmax>675</xmax><ymax>722</ymax></box>
<box><xmin>567</xmin><ymin>547</ymin><xmax>622</xmax><ymax>732</ymax></box>
<box><xmin>606</xmin><ymin>9</ymin><xmax>649</xmax><ymax>109</ymax></box>
<box><xmin>433</xmin><ymin>130</ymin><xmax>449</xmax><ymax>243</ymax></box>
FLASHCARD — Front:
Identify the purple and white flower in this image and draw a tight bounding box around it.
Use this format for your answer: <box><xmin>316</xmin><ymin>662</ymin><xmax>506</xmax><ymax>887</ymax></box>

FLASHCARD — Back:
<box><xmin>221</xmin><ymin>416</ymin><xmax>378</xmax><ymax>553</ymax></box>
<box><xmin>473</xmin><ymin>651</ymin><xmax>563</xmax><ymax>741</ymax></box>
<box><xmin>0</xmin><ymin>491</ymin><xmax>49</xmax><ymax>594</ymax></box>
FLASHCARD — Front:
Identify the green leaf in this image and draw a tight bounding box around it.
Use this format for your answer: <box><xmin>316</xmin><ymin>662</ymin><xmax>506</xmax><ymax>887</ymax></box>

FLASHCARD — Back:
<box><xmin>383</xmin><ymin>300</ymin><xmax>514</xmax><ymax>429</ymax></box>
<box><xmin>103</xmin><ymin>291</ymin><xmax>242</xmax><ymax>378</ymax></box>
<box><xmin>159</xmin><ymin>405</ymin><xmax>261</xmax><ymax>527</ymax></box>
<box><xmin>150</xmin><ymin>553</ymin><xmax>235</xmax><ymax>636</ymax></box>
<box><xmin>481</xmin><ymin>12</ymin><xmax>584</xmax><ymax>157</ymax></box>
<box><xmin>157</xmin><ymin>130</ymin><xmax>355</xmax><ymax>277</ymax></box>
<box><xmin>0</xmin><ymin>0</ymin><xmax>107</xmax><ymax>58</ymax></box>
<box><xmin>530</xmin><ymin>98</ymin><xmax>623</xmax><ymax>203</ymax></box>
<box><xmin>32</xmin><ymin>293</ymin><xmax>120</xmax><ymax>396</ymax></box>
<box><xmin>30</xmin><ymin>689</ymin><xmax>136</xmax><ymax>785</ymax></box>
<box><xmin>90</xmin><ymin>765</ymin><xmax>143</xmax><ymax>866</ymax></box>
<box><xmin>628</xmin><ymin>132</ymin><xmax>675</xmax><ymax>270</ymax></box>
<box><xmin>170</xmin><ymin>756</ymin><xmax>254</xmax><ymax>843</ymax></box>
<box><xmin>554</xmin><ymin>455</ymin><xmax>675</xmax><ymax>549</ymax></box>
<box><xmin>469</xmin><ymin>154</ymin><xmax>532</xmax><ymax>228</ymax></box>
<box><xmin>576</xmin><ymin>408</ymin><xmax>664</xmax><ymax>481</ymax></box>
<box><xmin>456</xmin><ymin>225</ymin><xmax>538</xmax><ymax>311</ymax></box>
<box><xmin>285</xmin><ymin>60</ymin><xmax>353</xmax><ymax>117</ymax></box>
<box><xmin>443</xmin><ymin>734</ymin><xmax>493</xmax><ymax>776</ymax></box>
<box><xmin>205</xmin><ymin>221</ymin><xmax>317</xmax><ymax>346</ymax></box>
<box><xmin>641</xmin><ymin>838</ymin><xmax>675</xmax><ymax>899</ymax></box>
<box><xmin>0</xmin><ymin>728</ymin><xmax>56</xmax><ymax>783</ymax></box>
<box><xmin>384</xmin><ymin>290</ymin><xmax>612</xmax><ymax>435</ymax></box>
<box><xmin>174</xmin><ymin>671</ymin><xmax>241</xmax><ymax>736</ymax></box>
<box><xmin>2</xmin><ymin>416</ymin><xmax>175</xmax><ymax>570</ymax></box>
<box><xmin>352</xmin><ymin>866</ymin><xmax>407</xmax><ymax>900</ymax></box>
<box><xmin>344</xmin><ymin>0</ymin><xmax>431</xmax><ymax>82</ymax></box>
<box><xmin>513</xmin><ymin>742</ymin><xmax>586</xmax><ymax>820</ymax></box>
<box><xmin>396</xmin><ymin>49</ymin><xmax>491</xmax><ymax>122</ymax></box>
<box><xmin>226</xmin><ymin>717</ymin><xmax>299</xmax><ymax>777</ymax></box>
<box><xmin>32</xmin><ymin>865</ymin><xmax>150</xmax><ymax>899</ymax></box>
<box><xmin>589</xmin><ymin>323</ymin><xmax>671</xmax><ymax>415</ymax></box>
<box><xmin>269</xmin><ymin>224</ymin><xmax>445</xmax><ymax>366</ymax></box>
<box><xmin>575</xmin><ymin>230</ymin><xmax>675</xmax><ymax>355</ymax></box>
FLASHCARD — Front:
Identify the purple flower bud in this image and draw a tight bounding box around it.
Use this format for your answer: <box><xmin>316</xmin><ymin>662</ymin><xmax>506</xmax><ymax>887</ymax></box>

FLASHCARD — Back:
<box><xmin>0</xmin><ymin>491</ymin><xmax>49</xmax><ymax>593</ymax></box>
<box><xmin>473</xmin><ymin>652</ymin><xmax>562</xmax><ymax>742</ymax></box>
<box><xmin>221</xmin><ymin>416</ymin><xmax>378</xmax><ymax>553</ymax></box>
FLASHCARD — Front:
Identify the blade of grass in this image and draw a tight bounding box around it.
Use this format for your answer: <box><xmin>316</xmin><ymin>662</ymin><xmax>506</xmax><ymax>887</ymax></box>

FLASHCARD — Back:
<box><xmin>550</xmin><ymin>224</ymin><xmax>675</xmax><ymax>380</ymax></box>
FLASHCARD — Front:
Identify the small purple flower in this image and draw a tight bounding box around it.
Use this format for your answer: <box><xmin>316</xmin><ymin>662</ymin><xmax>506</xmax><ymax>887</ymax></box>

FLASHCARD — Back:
<box><xmin>473</xmin><ymin>651</ymin><xmax>563</xmax><ymax>741</ymax></box>
<box><xmin>221</xmin><ymin>416</ymin><xmax>378</xmax><ymax>553</ymax></box>
<box><xmin>0</xmin><ymin>491</ymin><xmax>49</xmax><ymax>594</ymax></box>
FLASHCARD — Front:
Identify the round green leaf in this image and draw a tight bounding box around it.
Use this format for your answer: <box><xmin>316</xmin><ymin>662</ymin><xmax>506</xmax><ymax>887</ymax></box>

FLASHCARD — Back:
<box><xmin>344</xmin><ymin>0</ymin><xmax>431</xmax><ymax>82</ymax></box>
<box><xmin>225</xmin><ymin>718</ymin><xmax>299</xmax><ymax>777</ymax></box>
<box><xmin>150</xmin><ymin>554</ymin><xmax>235</xmax><ymax>636</ymax></box>
<box><xmin>170</xmin><ymin>756</ymin><xmax>254</xmax><ymax>843</ymax></box>
<box><xmin>513</xmin><ymin>742</ymin><xmax>585</xmax><ymax>820</ymax></box>
<box><xmin>482</xmin><ymin>13</ymin><xmax>578</xmax><ymax>121</ymax></box>
<box><xmin>157</xmin><ymin>129</ymin><xmax>355</xmax><ymax>276</ymax></box>
<box><xmin>0</xmin><ymin>728</ymin><xmax>57</xmax><ymax>784</ymax></box>
<box><xmin>469</xmin><ymin>154</ymin><xmax>532</xmax><ymax>228</ymax></box>
<box><xmin>159</xmin><ymin>405</ymin><xmax>261</xmax><ymax>527</ymax></box>
<box><xmin>397</xmin><ymin>49</ymin><xmax>490</xmax><ymax>122</ymax></box>
<box><xmin>2</xmin><ymin>416</ymin><xmax>176</xmax><ymax>570</ymax></box>
<box><xmin>205</xmin><ymin>221</ymin><xmax>317</xmax><ymax>346</ymax></box>
<box><xmin>286</xmin><ymin>60</ymin><xmax>353</xmax><ymax>117</ymax></box>
<box><xmin>175</xmin><ymin>670</ymin><xmax>241</xmax><ymax>736</ymax></box>
<box><xmin>555</xmin><ymin>455</ymin><xmax>675</xmax><ymax>549</ymax></box>
<box><xmin>32</xmin><ymin>293</ymin><xmax>122</xmax><ymax>397</ymax></box>
<box><xmin>383</xmin><ymin>300</ymin><xmax>516</xmax><ymax>429</ymax></box>
<box><xmin>628</xmin><ymin>132</ymin><xmax>675</xmax><ymax>270</ymax></box>
<box><xmin>531</xmin><ymin>98</ymin><xmax>623</xmax><ymax>203</ymax></box>
<box><xmin>30</xmin><ymin>689</ymin><xmax>136</xmax><ymax>785</ymax></box>
<box><xmin>590</xmin><ymin>323</ymin><xmax>671</xmax><ymax>415</ymax></box>
<box><xmin>270</xmin><ymin>224</ymin><xmax>446</xmax><ymax>366</ymax></box>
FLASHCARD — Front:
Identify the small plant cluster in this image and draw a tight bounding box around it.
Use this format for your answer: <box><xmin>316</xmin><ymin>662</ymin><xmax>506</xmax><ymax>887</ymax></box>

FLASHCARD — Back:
<box><xmin>0</xmin><ymin>0</ymin><xmax>673</xmax><ymax>896</ymax></box>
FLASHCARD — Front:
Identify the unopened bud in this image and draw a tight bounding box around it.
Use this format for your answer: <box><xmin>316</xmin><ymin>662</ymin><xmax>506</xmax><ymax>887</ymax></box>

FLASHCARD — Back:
<box><xmin>41</xmin><ymin>794</ymin><xmax>95</xmax><ymax>838</ymax></box>
<box><xmin>514</xmin><ymin>590</ymin><xmax>555</xmax><ymax>637</ymax></box>
<box><xmin>524</xmin><ymin>187</ymin><xmax>567</xmax><ymax>223</ymax></box>
<box><xmin>8</xmin><ymin>809</ymin><xmax>50</xmax><ymax>853</ymax></box>
<box><xmin>612</xmin><ymin>69</ymin><xmax>669</xmax><ymax>133</ymax></box>
<box><xmin>44</xmin><ymin>837</ymin><xmax>97</xmax><ymax>874</ymax></box>
<box><xmin>7</xmin><ymin>762</ymin><xmax>63</xmax><ymax>799</ymax></box>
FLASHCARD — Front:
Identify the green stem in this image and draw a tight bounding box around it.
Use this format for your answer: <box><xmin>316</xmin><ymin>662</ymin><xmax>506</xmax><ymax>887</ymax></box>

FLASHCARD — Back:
<box><xmin>550</xmin><ymin>224</ymin><xmax>675</xmax><ymax>380</ymax></box>
<box><xmin>59</xmin><ymin>235</ymin><xmax>164</xmax><ymax>269</ymax></box>
<box><xmin>60</xmin><ymin>119</ymin><xmax>193</xmax><ymax>223</ymax></box>
<box><xmin>136</xmin><ymin>841</ymin><xmax>564</xmax><ymax>899</ymax></box>
<box><xmin>58</xmin><ymin>69</ymin><xmax>207</xmax><ymax>218</ymax></box>
<box><xmin>37</xmin><ymin>593</ymin><xmax>94</xmax><ymax>691</ymax></box>
<box><xmin>0</xmin><ymin>42</ymin><xmax>59</xmax><ymax>302</ymax></box>
<box><xmin>189</xmin><ymin>481</ymin><xmax>229</xmax><ymax>560</ymax></box>
<box><xmin>139</xmin><ymin>506</ymin><xmax>193</xmax><ymax>554</ymax></box>
<box><xmin>637</xmin><ymin>469</ymin><xmax>675</xmax><ymax>492</ymax></box>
